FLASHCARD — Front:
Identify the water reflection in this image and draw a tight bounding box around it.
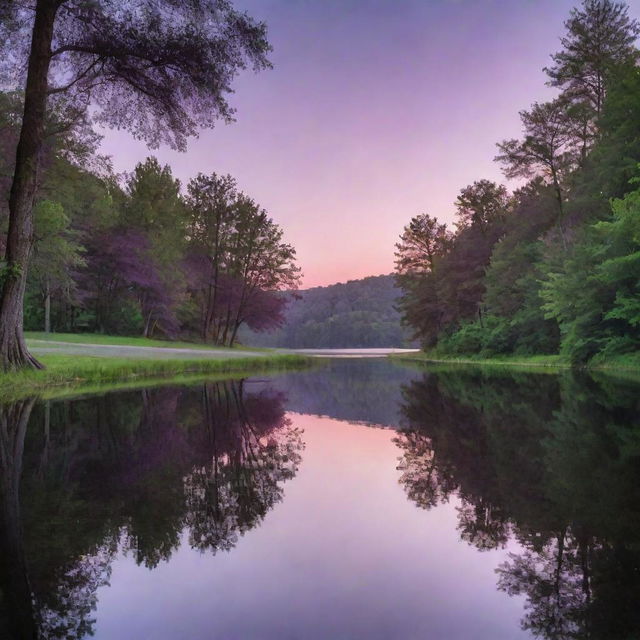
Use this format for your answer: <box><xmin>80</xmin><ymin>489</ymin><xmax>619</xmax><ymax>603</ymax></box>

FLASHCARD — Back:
<box><xmin>269</xmin><ymin>358</ymin><xmax>418</xmax><ymax>427</ymax></box>
<box><xmin>0</xmin><ymin>363</ymin><xmax>639</xmax><ymax>639</ymax></box>
<box><xmin>397</xmin><ymin>368</ymin><xmax>640</xmax><ymax>639</ymax></box>
<box><xmin>0</xmin><ymin>381</ymin><xmax>302</xmax><ymax>639</ymax></box>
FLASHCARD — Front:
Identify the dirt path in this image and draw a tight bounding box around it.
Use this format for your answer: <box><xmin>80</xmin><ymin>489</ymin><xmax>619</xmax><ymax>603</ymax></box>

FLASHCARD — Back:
<box><xmin>27</xmin><ymin>340</ymin><xmax>419</xmax><ymax>360</ymax></box>
<box><xmin>27</xmin><ymin>340</ymin><xmax>270</xmax><ymax>360</ymax></box>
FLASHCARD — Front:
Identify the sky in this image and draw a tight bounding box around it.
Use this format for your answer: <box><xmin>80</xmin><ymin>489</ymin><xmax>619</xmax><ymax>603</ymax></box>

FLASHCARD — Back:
<box><xmin>98</xmin><ymin>0</ymin><xmax>640</xmax><ymax>288</ymax></box>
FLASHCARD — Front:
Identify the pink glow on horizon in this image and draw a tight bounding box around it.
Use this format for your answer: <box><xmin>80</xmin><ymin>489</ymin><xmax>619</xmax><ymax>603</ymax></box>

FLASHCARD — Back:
<box><xmin>97</xmin><ymin>0</ymin><xmax>640</xmax><ymax>288</ymax></box>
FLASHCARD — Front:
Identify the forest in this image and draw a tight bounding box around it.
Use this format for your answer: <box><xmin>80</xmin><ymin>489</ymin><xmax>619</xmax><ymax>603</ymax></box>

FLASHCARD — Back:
<box><xmin>0</xmin><ymin>128</ymin><xmax>300</xmax><ymax>346</ymax></box>
<box><xmin>0</xmin><ymin>0</ymin><xmax>290</xmax><ymax>371</ymax></box>
<box><xmin>240</xmin><ymin>274</ymin><xmax>412</xmax><ymax>348</ymax></box>
<box><xmin>395</xmin><ymin>0</ymin><xmax>640</xmax><ymax>364</ymax></box>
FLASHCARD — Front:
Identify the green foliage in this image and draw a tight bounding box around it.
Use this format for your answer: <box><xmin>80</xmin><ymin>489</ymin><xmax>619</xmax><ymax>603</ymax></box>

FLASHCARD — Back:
<box><xmin>579</xmin><ymin>62</ymin><xmax>640</xmax><ymax>203</ymax></box>
<box><xmin>541</xmin><ymin>175</ymin><xmax>640</xmax><ymax>363</ymax></box>
<box><xmin>395</xmin><ymin>179</ymin><xmax>509</xmax><ymax>349</ymax></box>
<box><xmin>396</xmin><ymin>1</ymin><xmax>640</xmax><ymax>366</ymax></box>
<box><xmin>0</xmin><ymin>261</ymin><xmax>22</xmax><ymax>284</ymax></box>
<box><xmin>240</xmin><ymin>275</ymin><xmax>411</xmax><ymax>348</ymax></box>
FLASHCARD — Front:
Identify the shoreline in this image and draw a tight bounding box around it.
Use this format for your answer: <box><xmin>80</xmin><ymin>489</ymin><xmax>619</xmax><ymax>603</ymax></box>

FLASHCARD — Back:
<box><xmin>0</xmin><ymin>352</ymin><xmax>312</xmax><ymax>402</ymax></box>
<box><xmin>388</xmin><ymin>351</ymin><xmax>640</xmax><ymax>379</ymax></box>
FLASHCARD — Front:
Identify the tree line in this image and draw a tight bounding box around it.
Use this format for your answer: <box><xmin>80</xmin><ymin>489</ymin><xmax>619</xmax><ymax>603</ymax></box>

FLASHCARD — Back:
<box><xmin>0</xmin><ymin>1</ymin><xmax>302</xmax><ymax>352</ymax></box>
<box><xmin>395</xmin><ymin>0</ymin><xmax>640</xmax><ymax>364</ymax></box>
<box><xmin>241</xmin><ymin>274</ymin><xmax>412</xmax><ymax>348</ymax></box>
<box><xmin>0</xmin><ymin>140</ymin><xmax>300</xmax><ymax>345</ymax></box>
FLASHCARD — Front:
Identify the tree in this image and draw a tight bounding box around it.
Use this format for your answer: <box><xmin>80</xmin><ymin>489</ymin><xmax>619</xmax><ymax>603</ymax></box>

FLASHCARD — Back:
<box><xmin>226</xmin><ymin>196</ymin><xmax>300</xmax><ymax>345</ymax></box>
<box><xmin>454</xmin><ymin>179</ymin><xmax>509</xmax><ymax>233</ymax></box>
<box><xmin>185</xmin><ymin>174</ymin><xmax>300</xmax><ymax>346</ymax></box>
<box><xmin>481</xmin><ymin>181</ymin><xmax>561</xmax><ymax>355</ymax></box>
<box><xmin>79</xmin><ymin>227</ymin><xmax>178</xmax><ymax>336</ymax></box>
<box><xmin>394</xmin><ymin>213</ymin><xmax>451</xmax><ymax>275</ymax></box>
<box><xmin>544</xmin><ymin>0</ymin><xmax>639</xmax><ymax>119</ymax></box>
<box><xmin>394</xmin><ymin>182</ymin><xmax>508</xmax><ymax>348</ymax></box>
<box><xmin>185</xmin><ymin>173</ymin><xmax>238</xmax><ymax>342</ymax></box>
<box><xmin>576</xmin><ymin>61</ymin><xmax>640</xmax><ymax>204</ymax></box>
<box><xmin>28</xmin><ymin>199</ymin><xmax>84</xmax><ymax>333</ymax></box>
<box><xmin>0</xmin><ymin>0</ymin><xmax>271</xmax><ymax>370</ymax></box>
<box><xmin>124</xmin><ymin>158</ymin><xmax>186</xmax><ymax>337</ymax></box>
<box><xmin>394</xmin><ymin>214</ymin><xmax>452</xmax><ymax>347</ymax></box>
<box><xmin>394</xmin><ymin>214</ymin><xmax>450</xmax><ymax>346</ymax></box>
<box><xmin>496</xmin><ymin>99</ymin><xmax>578</xmax><ymax>245</ymax></box>
<box><xmin>436</xmin><ymin>180</ymin><xmax>508</xmax><ymax>328</ymax></box>
<box><xmin>541</xmin><ymin>173</ymin><xmax>640</xmax><ymax>362</ymax></box>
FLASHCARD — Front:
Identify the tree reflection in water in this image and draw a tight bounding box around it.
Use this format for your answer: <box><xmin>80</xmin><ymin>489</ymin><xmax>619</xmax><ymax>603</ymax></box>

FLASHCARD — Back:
<box><xmin>396</xmin><ymin>368</ymin><xmax>640</xmax><ymax>640</ymax></box>
<box><xmin>0</xmin><ymin>380</ymin><xmax>302</xmax><ymax>639</ymax></box>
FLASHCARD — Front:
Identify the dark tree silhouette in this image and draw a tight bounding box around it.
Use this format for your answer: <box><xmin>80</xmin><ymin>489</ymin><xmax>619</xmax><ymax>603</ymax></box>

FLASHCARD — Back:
<box><xmin>0</xmin><ymin>398</ymin><xmax>38</xmax><ymax>639</ymax></box>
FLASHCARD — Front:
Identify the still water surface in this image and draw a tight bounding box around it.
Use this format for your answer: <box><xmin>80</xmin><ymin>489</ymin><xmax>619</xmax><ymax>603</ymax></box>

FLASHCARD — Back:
<box><xmin>1</xmin><ymin>359</ymin><xmax>639</xmax><ymax>639</ymax></box>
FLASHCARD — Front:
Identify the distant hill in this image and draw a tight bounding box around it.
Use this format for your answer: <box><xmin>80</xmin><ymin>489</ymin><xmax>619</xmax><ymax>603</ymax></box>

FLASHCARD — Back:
<box><xmin>238</xmin><ymin>274</ymin><xmax>413</xmax><ymax>348</ymax></box>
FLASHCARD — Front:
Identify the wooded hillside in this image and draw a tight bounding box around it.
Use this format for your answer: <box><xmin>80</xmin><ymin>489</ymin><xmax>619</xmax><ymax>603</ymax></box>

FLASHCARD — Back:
<box><xmin>240</xmin><ymin>275</ymin><xmax>412</xmax><ymax>348</ymax></box>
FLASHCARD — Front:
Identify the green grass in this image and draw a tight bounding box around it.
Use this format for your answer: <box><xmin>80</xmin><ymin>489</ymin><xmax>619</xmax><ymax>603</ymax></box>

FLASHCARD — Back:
<box><xmin>389</xmin><ymin>351</ymin><xmax>568</xmax><ymax>369</ymax></box>
<box><xmin>0</xmin><ymin>352</ymin><xmax>311</xmax><ymax>402</ymax></box>
<box><xmin>24</xmin><ymin>331</ymin><xmax>271</xmax><ymax>351</ymax></box>
<box><xmin>584</xmin><ymin>351</ymin><xmax>640</xmax><ymax>383</ymax></box>
<box><xmin>389</xmin><ymin>350</ymin><xmax>640</xmax><ymax>375</ymax></box>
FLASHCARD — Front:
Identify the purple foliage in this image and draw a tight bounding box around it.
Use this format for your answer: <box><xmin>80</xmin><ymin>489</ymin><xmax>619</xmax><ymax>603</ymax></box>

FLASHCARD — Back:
<box><xmin>243</xmin><ymin>289</ymin><xmax>288</xmax><ymax>333</ymax></box>
<box><xmin>182</xmin><ymin>249</ymin><xmax>289</xmax><ymax>338</ymax></box>
<box><xmin>77</xmin><ymin>226</ymin><xmax>179</xmax><ymax>335</ymax></box>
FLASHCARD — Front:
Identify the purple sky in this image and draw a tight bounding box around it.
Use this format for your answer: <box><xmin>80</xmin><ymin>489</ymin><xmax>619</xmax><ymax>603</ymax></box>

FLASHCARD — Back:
<box><xmin>99</xmin><ymin>0</ymin><xmax>640</xmax><ymax>287</ymax></box>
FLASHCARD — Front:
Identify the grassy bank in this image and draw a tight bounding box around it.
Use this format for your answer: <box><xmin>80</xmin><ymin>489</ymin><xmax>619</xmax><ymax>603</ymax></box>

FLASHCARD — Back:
<box><xmin>0</xmin><ymin>352</ymin><xmax>311</xmax><ymax>401</ymax></box>
<box><xmin>389</xmin><ymin>351</ymin><xmax>568</xmax><ymax>369</ymax></box>
<box><xmin>389</xmin><ymin>350</ymin><xmax>640</xmax><ymax>376</ymax></box>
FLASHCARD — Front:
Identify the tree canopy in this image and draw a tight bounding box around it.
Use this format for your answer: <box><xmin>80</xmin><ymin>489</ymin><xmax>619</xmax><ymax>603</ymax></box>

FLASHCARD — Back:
<box><xmin>396</xmin><ymin>0</ymin><xmax>640</xmax><ymax>364</ymax></box>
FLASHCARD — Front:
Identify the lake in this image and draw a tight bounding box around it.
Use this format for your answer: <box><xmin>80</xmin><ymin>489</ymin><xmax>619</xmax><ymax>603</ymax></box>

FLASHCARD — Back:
<box><xmin>1</xmin><ymin>359</ymin><xmax>639</xmax><ymax>639</ymax></box>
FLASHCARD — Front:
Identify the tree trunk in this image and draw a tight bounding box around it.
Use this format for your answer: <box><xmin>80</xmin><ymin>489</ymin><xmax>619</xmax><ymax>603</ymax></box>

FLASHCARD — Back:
<box><xmin>551</xmin><ymin>171</ymin><xmax>568</xmax><ymax>252</ymax></box>
<box><xmin>43</xmin><ymin>283</ymin><xmax>50</xmax><ymax>334</ymax></box>
<box><xmin>0</xmin><ymin>0</ymin><xmax>57</xmax><ymax>371</ymax></box>
<box><xmin>229</xmin><ymin>321</ymin><xmax>241</xmax><ymax>347</ymax></box>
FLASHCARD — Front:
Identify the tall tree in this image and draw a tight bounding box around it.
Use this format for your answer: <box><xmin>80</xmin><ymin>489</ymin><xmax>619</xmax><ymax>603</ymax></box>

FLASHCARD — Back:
<box><xmin>223</xmin><ymin>194</ymin><xmax>300</xmax><ymax>346</ymax></box>
<box><xmin>495</xmin><ymin>99</ymin><xmax>578</xmax><ymax>245</ymax></box>
<box><xmin>0</xmin><ymin>0</ymin><xmax>271</xmax><ymax>370</ymax></box>
<box><xmin>454</xmin><ymin>179</ymin><xmax>509</xmax><ymax>233</ymax></box>
<box><xmin>436</xmin><ymin>180</ymin><xmax>509</xmax><ymax>329</ymax></box>
<box><xmin>394</xmin><ymin>213</ymin><xmax>451</xmax><ymax>275</ymax></box>
<box><xmin>185</xmin><ymin>174</ymin><xmax>300</xmax><ymax>346</ymax></box>
<box><xmin>576</xmin><ymin>61</ymin><xmax>640</xmax><ymax>204</ymax></box>
<box><xmin>28</xmin><ymin>199</ymin><xmax>84</xmax><ymax>333</ymax></box>
<box><xmin>544</xmin><ymin>0</ymin><xmax>639</xmax><ymax>119</ymax></box>
<box><xmin>394</xmin><ymin>214</ymin><xmax>452</xmax><ymax>347</ymax></box>
<box><xmin>542</xmin><ymin>175</ymin><xmax>640</xmax><ymax>362</ymax></box>
<box><xmin>185</xmin><ymin>173</ymin><xmax>239</xmax><ymax>342</ymax></box>
<box><xmin>124</xmin><ymin>157</ymin><xmax>186</xmax><ymax>337</ymax></box>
